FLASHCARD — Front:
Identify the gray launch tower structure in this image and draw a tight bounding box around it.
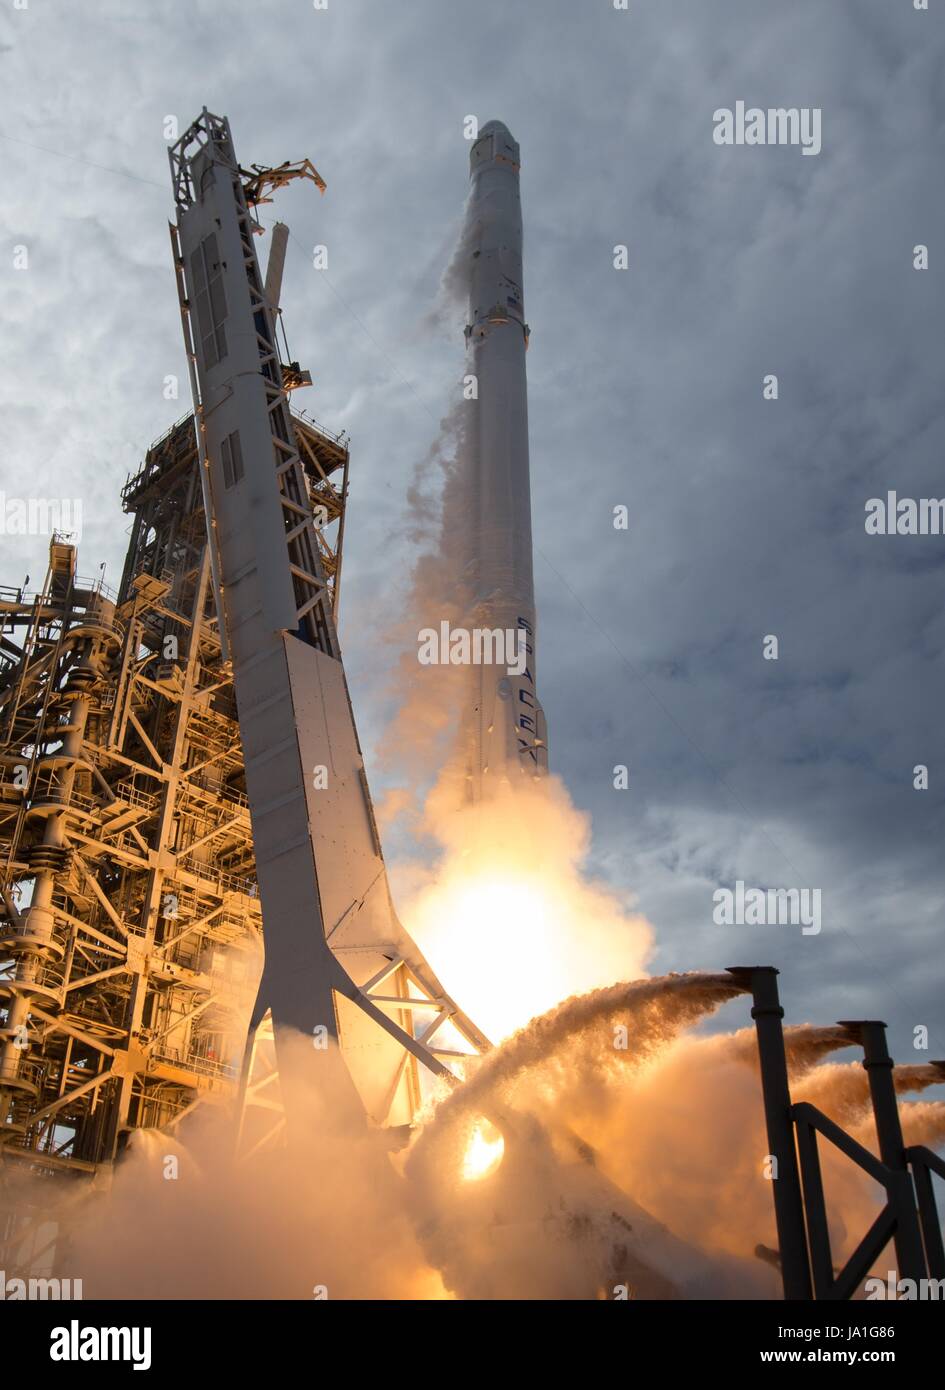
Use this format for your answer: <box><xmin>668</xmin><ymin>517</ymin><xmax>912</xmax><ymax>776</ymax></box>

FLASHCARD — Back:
<box><xmin>0</xmin><ymin>112</ymin><xmax>488</xmax><ymax>1233</ymax></box>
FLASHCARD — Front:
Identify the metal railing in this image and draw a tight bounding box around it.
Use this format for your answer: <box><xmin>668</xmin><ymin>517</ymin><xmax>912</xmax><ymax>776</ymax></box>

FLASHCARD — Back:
<box><xmin>114</xmin><ymin>780</ymin><xmax>160</xmax><ymax>813</ymax></box>
<box><xmin>149</xmin><ymin>1048</ymin><xmax>237</xmax><ymax>1082</ymax></box>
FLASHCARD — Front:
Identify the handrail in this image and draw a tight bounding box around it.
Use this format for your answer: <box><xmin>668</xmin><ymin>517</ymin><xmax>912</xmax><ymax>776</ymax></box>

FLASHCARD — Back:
<box><xmin>907</xmin><ymin>1144</ymin><xmax>945</xmax><ymax>1181</ymax></box>
<box><xmin>792</xmin><ymin>1102</ymin><xmax>891</xmax><ymax>1188</ymax></box>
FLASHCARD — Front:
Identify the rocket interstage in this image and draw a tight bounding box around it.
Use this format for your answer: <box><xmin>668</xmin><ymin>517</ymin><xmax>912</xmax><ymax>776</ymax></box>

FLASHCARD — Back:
<box><xmin>462</xmin><ymin>120</ymin><xmax>547</xmax><ymax>800</ymax></box>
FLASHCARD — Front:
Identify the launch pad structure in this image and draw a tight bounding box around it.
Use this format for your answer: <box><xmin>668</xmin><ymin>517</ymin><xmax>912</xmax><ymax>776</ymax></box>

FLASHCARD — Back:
<box><xmin>0</xmin><ymin>111</ymin><xmax>490</xmax><ymax>1235</ymax></box>
<box><xmin>0</xmin><ymin>109</ymin><xmax>942</xmax><ymax>1302</ymax></box>
<box><xmin>0</xmin><ymin>403</ymin><xmax>351</xmax><ymax>1181</ymax></box>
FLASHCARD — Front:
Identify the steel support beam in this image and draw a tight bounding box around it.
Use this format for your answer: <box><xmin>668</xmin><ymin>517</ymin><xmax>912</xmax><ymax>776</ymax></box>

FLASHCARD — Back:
<box><xmin>839</xmin><ymin>1019</ymin><xmax>927</xmax><ymax>1284</ymax></box>
<box><xmin>727</xmin><ymin>965</ymin><xmax>813</xmax><ymax>1300</ymax></box>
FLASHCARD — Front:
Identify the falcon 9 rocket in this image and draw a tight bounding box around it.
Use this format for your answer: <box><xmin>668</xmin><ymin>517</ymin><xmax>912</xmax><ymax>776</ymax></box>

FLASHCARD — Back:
<box><xmin>461</xmin><ymin>120</ymin><xmax>548</xmax><ymax>800</ymax></box>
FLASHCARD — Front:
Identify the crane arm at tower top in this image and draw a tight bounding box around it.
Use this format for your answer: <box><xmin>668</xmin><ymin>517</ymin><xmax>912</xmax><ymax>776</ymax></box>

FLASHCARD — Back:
<box><xmin>240</xmin><ymin>159</ymin><xmax>327</xmax><ymax>205</ymax></box>
<box><xmin>169</xmin><ymin>109</ymin><xmax>325</xmax><ymax>214</ymax></box>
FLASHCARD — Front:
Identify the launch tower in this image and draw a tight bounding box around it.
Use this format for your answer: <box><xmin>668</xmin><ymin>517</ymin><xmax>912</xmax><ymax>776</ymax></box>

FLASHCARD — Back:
<box><xmin>0</xmin><ymin>113</ymin><xmax>488</xmax><ymax>1235</ymax></box>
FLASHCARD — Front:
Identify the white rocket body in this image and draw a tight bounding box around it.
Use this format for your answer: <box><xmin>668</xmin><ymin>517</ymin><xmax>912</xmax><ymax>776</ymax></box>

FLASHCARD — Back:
<box><xmin>462</xmin><ymin>120</ymin><xmax>547</xmax><ymax>799</ymax></box>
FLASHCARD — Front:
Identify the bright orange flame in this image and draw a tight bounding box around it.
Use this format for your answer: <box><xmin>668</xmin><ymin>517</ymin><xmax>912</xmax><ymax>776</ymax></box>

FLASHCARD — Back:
<box><xmin>402</xmin><ymin>779</ymin><xmax>652</xmax><ymax>1041</ymax></box>
<box><xmin>461</xmin><ymin>1119</ymin><xmax>504</xmax><ymax>1181</ymax></box>
<box><xmin>413</xmin><ymin>872</ymin><xmax>581</xmax><ymax>1040</ymax></box>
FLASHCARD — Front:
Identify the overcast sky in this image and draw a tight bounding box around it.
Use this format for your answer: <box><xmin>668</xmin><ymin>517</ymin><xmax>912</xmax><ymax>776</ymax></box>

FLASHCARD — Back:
<box><xmin>1</xmin><ymin>0</ymin><xmax>943</xmax><ymax>1060</ymax></box>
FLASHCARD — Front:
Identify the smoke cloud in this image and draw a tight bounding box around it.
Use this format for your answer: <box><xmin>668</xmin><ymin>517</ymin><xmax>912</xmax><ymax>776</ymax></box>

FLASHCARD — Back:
<box><xmin>5</xmin><ymin>979</ymin><xmax>939</xmax><ymax>1299</ymax></box>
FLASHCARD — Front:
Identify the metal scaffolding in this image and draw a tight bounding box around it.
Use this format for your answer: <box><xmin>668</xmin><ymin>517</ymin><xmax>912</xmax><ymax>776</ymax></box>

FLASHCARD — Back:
<box><xmin>0</xmin><ymin>405</ymin><xmax>350</xmax><ymax>1191</ymax></box>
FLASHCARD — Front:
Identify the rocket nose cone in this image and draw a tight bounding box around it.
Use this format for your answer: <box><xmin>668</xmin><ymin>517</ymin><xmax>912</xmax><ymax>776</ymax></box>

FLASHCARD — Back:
<box><xmin>469</xmin><ymin>120</ymin><xmax>520</xmax><ymax>174</ymax></box>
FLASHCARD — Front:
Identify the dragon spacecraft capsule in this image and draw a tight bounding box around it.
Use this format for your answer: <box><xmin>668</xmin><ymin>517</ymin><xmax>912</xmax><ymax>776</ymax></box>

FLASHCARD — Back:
<box><xmin>462</xmin><ymin>119</ymin><xmax>548</xmax><ymax>799</ymax></box>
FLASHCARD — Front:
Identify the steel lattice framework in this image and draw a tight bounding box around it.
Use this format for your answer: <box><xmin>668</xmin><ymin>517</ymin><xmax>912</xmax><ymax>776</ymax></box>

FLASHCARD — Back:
<box><xmin>0</xmin><ymin>404</ymin><xmax>352</xmax><ymax>1272</ymax></box>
